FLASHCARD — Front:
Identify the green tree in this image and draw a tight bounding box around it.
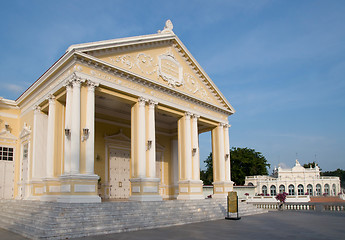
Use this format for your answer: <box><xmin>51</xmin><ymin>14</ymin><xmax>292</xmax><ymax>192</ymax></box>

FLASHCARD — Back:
<box><xmin>303</xmin><ymin>161</ymin><xmax>322</xmax><ymax>171</ymax></box>
<box><xmin>200</xmin><ymin>153</ymin><xmax>213</xmax><ymax>185</ymax></box>
<box><xmin>200</xmin><ymin>147</ymin><xmax>270</xmax><ymax>186</ymax></box>
<box><xmin>322</xmin><ymin>168</ymin><xmax>345</xmax><ymax>188</ymax></box>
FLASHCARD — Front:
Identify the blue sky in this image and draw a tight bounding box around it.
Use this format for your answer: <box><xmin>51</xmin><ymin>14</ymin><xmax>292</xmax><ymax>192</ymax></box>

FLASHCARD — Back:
<box><xmin>0</xmin><ymin>0</ymin><xmax>344</xmax><ymax>171</ymax></box>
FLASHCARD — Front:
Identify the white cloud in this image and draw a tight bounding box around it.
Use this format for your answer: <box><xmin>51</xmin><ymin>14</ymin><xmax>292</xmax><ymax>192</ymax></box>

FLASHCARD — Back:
<box><xmin>5</xmin><ymin>84</ymin><xmax>24</xmax><ymax>94</ymax></box>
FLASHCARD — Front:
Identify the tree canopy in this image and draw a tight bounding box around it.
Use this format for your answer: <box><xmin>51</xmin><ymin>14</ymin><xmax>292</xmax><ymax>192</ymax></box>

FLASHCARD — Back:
<box><xmin>200</xmin><ymin>147</ymin><xmax>270</xmax><ymax>186</ymax></box>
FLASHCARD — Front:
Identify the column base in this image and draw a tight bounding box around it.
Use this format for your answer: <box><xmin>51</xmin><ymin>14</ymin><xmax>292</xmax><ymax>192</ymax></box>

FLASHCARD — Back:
<box><xmin>177</xmin><ymin>180</ymin><xmax>204</xmax><ymax>200</ymax></box>
<box><xmin>57</xmin><ymin>174</ymin><xmax>101</xmax><ymax>203</ymax></box>
<box><xmin>129</xmin><ymin>178</ymin><xmax>162</xmax><ymax>201</ymax></box>
<box><xmin>213</xmin><ymin>181</ymin><xmax>234</xmax><ymax>199</ymax></box>
<box><xmin>41</xmin><ymin>178</ymin><xmax>60</xmax><ymax>202</ymax></box>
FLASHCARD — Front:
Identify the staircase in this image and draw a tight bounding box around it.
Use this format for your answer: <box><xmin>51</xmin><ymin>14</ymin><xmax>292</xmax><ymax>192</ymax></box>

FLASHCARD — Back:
<box><xmin>0</xmin><ymin>199</ymin><xmax>267</xmax><ymax>239</ymax></box>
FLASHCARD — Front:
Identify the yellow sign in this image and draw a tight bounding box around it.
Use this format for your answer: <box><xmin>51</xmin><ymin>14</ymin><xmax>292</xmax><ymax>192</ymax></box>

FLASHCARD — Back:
<box><xmin>228</xmin><ymin>191</ymin><xmax>237</xmax><ymax>213</ymax></box>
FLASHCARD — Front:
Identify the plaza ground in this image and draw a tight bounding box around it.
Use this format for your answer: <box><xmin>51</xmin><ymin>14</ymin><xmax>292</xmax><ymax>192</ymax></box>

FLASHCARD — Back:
<box><xmin>1</xmin><ymin>211</ymin><xmax>344</xmax><ymax>240</ymax></box>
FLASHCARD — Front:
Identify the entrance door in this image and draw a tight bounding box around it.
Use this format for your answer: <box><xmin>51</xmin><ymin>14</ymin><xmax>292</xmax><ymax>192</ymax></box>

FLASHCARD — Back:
<box><xmin>109</xmin><ymin>149</ymin><xmax>130</xmax><ymax>199</ymax></box>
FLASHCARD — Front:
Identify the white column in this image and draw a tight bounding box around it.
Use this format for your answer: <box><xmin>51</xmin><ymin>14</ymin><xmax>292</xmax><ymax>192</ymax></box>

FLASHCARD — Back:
<box><xmin>70</xmin><ymin>78</ymin><xmax>81</xmax><ymax>175</ymax></box>
<box><xmin>192</xmin><ymin>114</ymin><xmax>200</xmax><ymax>180</ymax></box>
<box><xmin>64</xmin><ymin>82</ymin><xmax>72</xmax><ymax>175</ymax></box>
<box><xmin>147</xmin><ymin>100</ymin><xmax>157</xmax><ymax>178</ymax></box>
<box><xmin>224</xmin><ymin>124</ymin><xmax>231</xmax><ymax>181</ymax></box>
<box><xmin>138</xmin><ymin>97</ymin><xmax>146</xmax><ymax>178</ymax></box>
<box><xmin>85</xmin><ymin>80</ymin><xmax>98</xmax><ymax>175</ymax></box>
<box><xmin>218</xmin><ymin>123</ymin><xmax>225</xmax><ymax>182</ymax></box>
<box><xmin>32</xmin><ymin>105</ymin><xmax>41</xmax><ymax>179</ymax></box>
<box><xmin>46</xmin><ymin>94</ymin><xmax>56</xmax><ymax>178</ymax></box>
<box><xmin>184</xmin><ymin>112</ymin><xmax>192</xmax><ymax>180</ymax></box>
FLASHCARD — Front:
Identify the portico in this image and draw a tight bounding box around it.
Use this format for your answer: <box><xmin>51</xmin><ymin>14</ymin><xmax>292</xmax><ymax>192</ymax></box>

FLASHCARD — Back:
<box><xmin>0</xmin><ymin>20</ymin><xmax>235</xmax><ymax>203</ymax></box>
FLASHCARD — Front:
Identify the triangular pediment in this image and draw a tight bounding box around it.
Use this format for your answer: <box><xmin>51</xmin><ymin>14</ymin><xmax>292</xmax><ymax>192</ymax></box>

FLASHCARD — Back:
<box><xmin>19</xmin><ymin>123</ymin><xmax>31</xmax><ymax>139</ymax></box>
<box><xmin>68</xmin><ymin>32</ymin><xmax>234</xmax><ymax>114</ymax></box>
<box><xmin>0</xmin><ymin>129</ymin><xmax>17</xmax><ymax>140</ymax></box>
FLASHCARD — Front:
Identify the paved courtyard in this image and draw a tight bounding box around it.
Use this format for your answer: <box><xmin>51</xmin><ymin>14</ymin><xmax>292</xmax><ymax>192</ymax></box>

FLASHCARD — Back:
<box><xmin>1</xmin><ymin>211</ymin><xmax>345</xmax><ymax>240</ymax></box>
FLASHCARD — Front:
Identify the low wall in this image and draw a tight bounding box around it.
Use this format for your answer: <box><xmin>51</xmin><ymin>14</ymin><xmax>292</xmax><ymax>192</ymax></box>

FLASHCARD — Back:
<box><xmin>247</xmin><ymin>195</ymin><xmax>310</xmax><ymax>203</ymax></box>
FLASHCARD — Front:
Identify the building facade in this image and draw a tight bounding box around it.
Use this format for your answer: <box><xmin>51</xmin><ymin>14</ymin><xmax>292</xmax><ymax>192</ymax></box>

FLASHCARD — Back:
<box><xmin>0</xmin><ymin>20</ymin><xmax>235</xmax><ymax>203</ymax></box>
<box><xmin>245</xmin><ymin>160</ymin><xmax>341</xmax><ymax>197</ymax></box>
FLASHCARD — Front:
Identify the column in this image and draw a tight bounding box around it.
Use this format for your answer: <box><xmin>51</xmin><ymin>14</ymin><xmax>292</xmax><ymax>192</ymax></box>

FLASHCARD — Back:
<box><xmin>63</xmin><ymin>82</ymin><xmax>72</xmax><ymax>175</ymax></box>
<box><xmin>129</xmin><ymin>97</ymin><xmax>162</xmax><ymax>201</ymax></box>
<box><xmin>32</xmin><ymin>105</ymin><xmax>41</xmax><ymax>179</ymax></box>
<box><xmin>176</xmin><ymin>112</ymin><xmax>203</xmax><ymax>200</ymax></box>
<box><xmin>147</xmin><ymin>100</ymin><xmax>157</xmax><ymax>178</ymax></box>
<box><xmin>85</xmin><ymin>80</ymin><xmax>98</xmax><ymax>175</ymax></box>
<box><xmin>212</xmin><ymin>123</ymin><xmax>233</xmax><ymax>199</ymax></box>
<box><xmin>224</xmin><ymin>124</ymin><xmax>231</xmax><ymax>181</ymax></box>
<box><xmin>70</xmin><ymin>78</ymin><xmax>81</xmax><ymax>175</ymax></box>
<box><xmin>46</xmin><ymin>94</ymin><xmax>56</xmax><ymax>178</ymax></box>
<box><xmin>184</xmin><ymin>112</ymin><xmax>192</xmax><ymax>180</ymax></box>
<box><xmin>137</xmin><ymin>97</ymin><xmax>146</xmax><ymax>178</ymax></box>
<box><xmin>191</xmin><ymin>114</ymin><xmax>200</xmax><ymax>180</ymax></box>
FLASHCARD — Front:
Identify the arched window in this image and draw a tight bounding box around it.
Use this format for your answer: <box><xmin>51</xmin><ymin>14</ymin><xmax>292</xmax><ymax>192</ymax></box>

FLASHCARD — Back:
<box><xmin>324</xmin><ymin>184</ymin><xmax>329</xmax><ymax>195</ymax></box>
<box><xmin>307</xmin><ymin>184</ymin><xmax>313</xmax><ymax>196</ymax></box>
<box><xmin>288</xmin><ymin>184</ymin><xmax>295</xmax><ymax>195</ymax></box>
<box><xmin>298</xmin><ymin>184</ymin><xmax>304</xmax><ymax>195</ymax></box>
<box><xmin>270</xmin><ymin>185</ymin><xmax>276</xmax><ymax>196</ymax></box>
<box><xmin>248</xmin><ymin>182</ymin><xmax>254</xmax><ymax>186</ymax></box>
<box><xmin>279</xmin><ymin>185</ymin><xmax>285</xmax><ymax>194</ymax></box>
<box><xmin>262</xmin><ymin>185</ymin><xmax>267</xmax><ymax>195</ymax></box>
<box><xmin>332</xmin><ymin>184</ymin><xmax>336</xmax><ymax>196</ymax></box>
<box><xmin>316</xmin><ymin>184</ymin><xmax>321</xmax><ymax>196</ymax></box>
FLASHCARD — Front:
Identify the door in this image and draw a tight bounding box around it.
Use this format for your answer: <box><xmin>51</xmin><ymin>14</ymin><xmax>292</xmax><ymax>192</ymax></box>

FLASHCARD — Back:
<box><xmin>109</xmin><ymin>149</ymin><xmax>130</xmax><ymax>199</ymax></box>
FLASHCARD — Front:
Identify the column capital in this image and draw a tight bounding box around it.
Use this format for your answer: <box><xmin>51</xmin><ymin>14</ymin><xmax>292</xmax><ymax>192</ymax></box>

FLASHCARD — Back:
<box><xmin>33</xmin><ymin>105</ymin><xmax>41</xmax><ymax>113</ymax></box>
<box><xmin>192</xmin><ymin>114</ymin><xmax>200</xmax><ymax>119</ymax></box>
<box><xmin>86</xmin><ymin>80</ymin><xmax>99</xmax><ymax>91</ymax></box>
<box><xmin>47</xmin><ymin>94</ymin><xmax>55</xmax><ymax>103</ymax></box>
<box><xmin>185</xmin><ymin>111</ymin><xmax>192</xmax><ymax>118</ymax></box>
<box><xmin>148</xmin><ymin>99</ymin><xmax>158</xmax><ymax>108</ymax></box>
<box><xmin>138</xmin><ymin>96</ymin><xmax>147</xmax><ymax>106</ymax></box>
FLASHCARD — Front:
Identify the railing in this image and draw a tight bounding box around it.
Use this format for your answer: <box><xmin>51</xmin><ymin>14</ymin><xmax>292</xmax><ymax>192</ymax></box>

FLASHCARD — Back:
<box><xmin>251</xmin><ymin>202</ymin><xmax>345</xmax><ymax>212</ymax></box>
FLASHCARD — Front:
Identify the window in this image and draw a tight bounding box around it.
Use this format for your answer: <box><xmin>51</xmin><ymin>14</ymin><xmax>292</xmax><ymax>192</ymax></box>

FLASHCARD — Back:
<box><xmin>316</xmin><ymin>184</ymin><xmax>321</xmax><ymax>196</ymax></box>
<box><xmin>307</xmin><ymin>184</ymin><xmax>313</xmax><ymax>196</ymax></box>
<box><xmin>270</xmin><ymin>185</ymin><xmax>276</xmax><ymax>196</ymax></box>
<box><xmin>262</xmin><ymin>185</ymin><xmax>267</xmax><ymax>195</ymax></box>
<box><xmin>279</xmin><ymin>185</ymin><xmax>285</xmax><ymax>194</ymax></box>
<box><xmin>23</xmin><ymin>144</ymin><xmax>28</xmax><ymax>159</ymax></box>
<box><xmin>298</xmin><ymin>184</ymin><xmax>304</xmax><ymax>195</ymax></box>
<box><xmin>332</xmin><ymin>184</ymin><xmax>336</xmax><ymax>196</ymax></box>
<box><xmin>288</xmin><ymin>184</ymin><xmax>295</xmax><ymax>195</ymax></box>
<box><xmin>0</xmin><ymin>146</ymin><xmax>14</xmax><ymax>161</ymax></box>
<box><xmin>324</xmin><ymin>184</ymin><xmax>329</xmax><ymax>195</ymax></box>
<box><xmin>247</xmin><ymin>182</ymin><xmax>254</xmax><ymax>186</ymax></box>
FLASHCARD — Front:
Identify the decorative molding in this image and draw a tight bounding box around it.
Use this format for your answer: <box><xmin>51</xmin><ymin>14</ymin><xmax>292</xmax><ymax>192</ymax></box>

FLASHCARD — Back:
<box><xmin>158</xmin><ymin>48</ymin><xmax>183</xmax><ymax>88</ymax></box>
<box><xmin>158</xmin><ymin>19</ymin><xmax>174</xmax><ymax>35</ymax></box>
<box><xmin>19</xmin><ymin>122</ymin><xmax>31</xmax><ymax>139</ymax></box>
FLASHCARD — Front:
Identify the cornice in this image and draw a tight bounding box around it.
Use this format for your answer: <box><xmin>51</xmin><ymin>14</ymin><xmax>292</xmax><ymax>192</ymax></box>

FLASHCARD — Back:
<box><xmin>74</xmin><ymin>52</ymin><xmax>232</xmax><ymax>116</ymax></box>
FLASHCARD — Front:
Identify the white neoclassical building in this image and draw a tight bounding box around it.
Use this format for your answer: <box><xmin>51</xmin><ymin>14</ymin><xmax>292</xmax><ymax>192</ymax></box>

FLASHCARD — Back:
<box><xmin>245</xmin><ymin>160</ymin><xmax>341</xmax><ymax>197</ymax></box>
<box><xmin>0</xmin><ymin>20</ymin><xmax>235</xmax><ymax>203</ymax></box>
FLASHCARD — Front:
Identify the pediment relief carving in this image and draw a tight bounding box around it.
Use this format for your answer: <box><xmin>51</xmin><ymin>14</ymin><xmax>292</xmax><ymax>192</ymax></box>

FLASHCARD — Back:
<box><xmin>98</xmin><ymin>46</ymin><xmax>222</xmax><ymax>107</ymax></box>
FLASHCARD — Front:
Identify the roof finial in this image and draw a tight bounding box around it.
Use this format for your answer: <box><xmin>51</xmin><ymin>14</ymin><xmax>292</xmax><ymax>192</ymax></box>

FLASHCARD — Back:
<box><xmin>158</xmin><ymin>19</ymin><xmax>174</xmax><ymax>34</ymax></box>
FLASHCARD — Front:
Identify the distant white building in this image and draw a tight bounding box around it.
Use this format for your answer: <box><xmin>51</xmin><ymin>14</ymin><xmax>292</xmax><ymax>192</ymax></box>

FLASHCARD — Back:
<box><xmin>245</xmin><ymin>160</ymin><xmax>341</xmax><ymax>197</ymax></box>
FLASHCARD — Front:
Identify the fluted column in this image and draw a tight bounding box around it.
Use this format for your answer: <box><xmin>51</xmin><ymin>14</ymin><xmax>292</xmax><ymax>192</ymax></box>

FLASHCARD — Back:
<box><xmin>85</xmin><ymin>80</ymin><xmax>98</xmax><ymax>175</ymax></box>
<box><xmin>46</xmin><ymin>94</ymin><xmax>56</xmax><ymax>178</ymax></box>
<box><xmin>147</xmin><ymin>100</ymin><xmax>157</xmax><ymax>178</ymax></box>
<box><xmin>191</xmin><ymin>114</ymin><xmax>200</xmax><ymax>180</ymax></box>
<box><xmin>70</xmin><ymin>78</ymin><xmax>81</xmax><ymax>174</ymax></box>
<box><xmin>64</xmin><ymin>82</ymin><xmax>72</xmax><ymax>174</ymax></box>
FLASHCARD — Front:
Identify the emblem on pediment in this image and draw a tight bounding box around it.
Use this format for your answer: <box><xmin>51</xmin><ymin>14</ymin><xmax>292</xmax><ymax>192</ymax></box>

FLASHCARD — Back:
<box><xmin>158</xmin><ymin>49</ymin><xmax>183</xmax><ymax>88</ymax></box>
